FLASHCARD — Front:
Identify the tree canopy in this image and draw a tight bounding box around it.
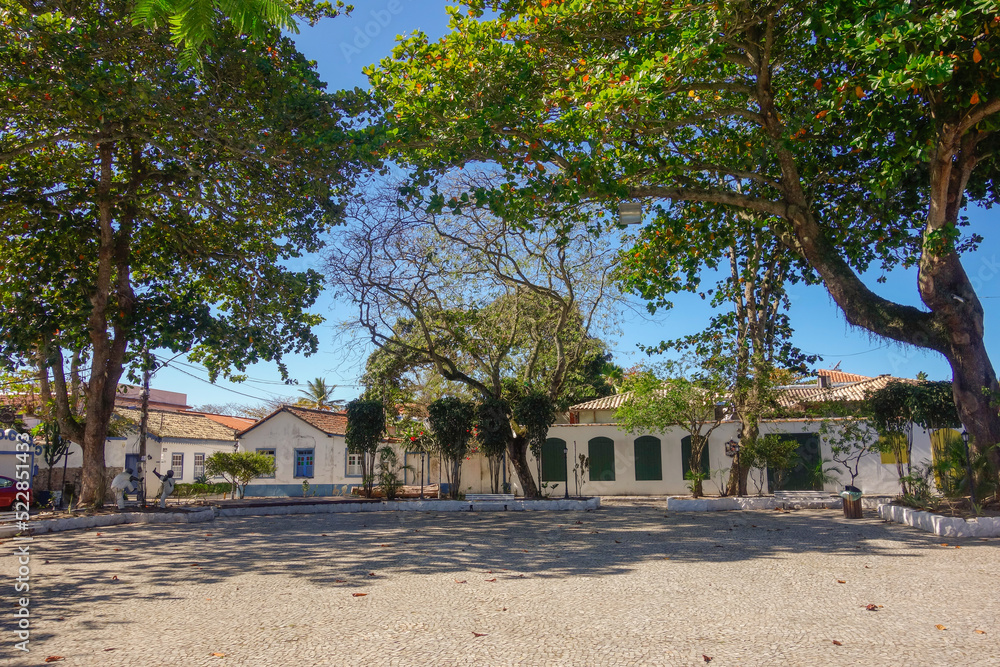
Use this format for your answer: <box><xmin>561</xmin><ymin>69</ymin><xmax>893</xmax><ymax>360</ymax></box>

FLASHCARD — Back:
<box><xmin>367</xmin><ymin>0</ymin><xmax>1000</xmax><ymax>457</ymax></box>
<box><xmin>0</xmin><ymin>0</ymin><xmax>370</xmax><ymax>503</ymax></box>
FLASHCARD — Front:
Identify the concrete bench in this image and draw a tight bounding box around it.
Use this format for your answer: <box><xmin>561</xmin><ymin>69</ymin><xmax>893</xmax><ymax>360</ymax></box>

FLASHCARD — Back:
<box><xmin>466</xmin><ymin>494</ymin><xmax>515</xmax><ymax>502</ymax></box>
<box><xmin>773</xmin><ymin>490</ymin><xmax>841</xmax><ymax>509</ymax></box>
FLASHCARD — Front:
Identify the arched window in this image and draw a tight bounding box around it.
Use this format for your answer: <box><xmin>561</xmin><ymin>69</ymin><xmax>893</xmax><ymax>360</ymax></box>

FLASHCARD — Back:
<box><xmin>588</xmin><ymin>437</ymin><xmax>615</xmax><ymax>482</ymax></box>
<box><xmin>633</xmin><ymin>436</ymin><xmax>662</xmax><ymax>481</ymax></box>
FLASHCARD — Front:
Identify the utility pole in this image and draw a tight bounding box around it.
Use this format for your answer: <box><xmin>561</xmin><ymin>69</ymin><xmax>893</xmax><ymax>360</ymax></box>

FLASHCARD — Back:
<box><xmin>137</xmin><ymin>349</ymin><xmax>152</xmax><ymax>508</ymax></box>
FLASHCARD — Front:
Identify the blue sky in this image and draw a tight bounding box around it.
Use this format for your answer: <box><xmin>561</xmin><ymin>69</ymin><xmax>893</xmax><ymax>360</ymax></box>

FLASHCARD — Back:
<box><xmin>153</xmin><ymin>3</ymin><xmax>1000</xmax><ymax>409</ymax></box>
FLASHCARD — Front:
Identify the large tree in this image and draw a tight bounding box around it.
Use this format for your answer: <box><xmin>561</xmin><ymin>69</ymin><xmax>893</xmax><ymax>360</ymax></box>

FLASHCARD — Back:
<box><xmin>620</xmin><ymin>207</ymin><xmax>817</xmax><ymax>494</ymax></box>
<box><xmin>328</xmin><ymin>178</ymin><xmax>622</xmax><ymax>496</ymax></box>
<box><xmin>0</xmin><ymin>0</ymin><xmax>368</xmax><ymax>504</ymax></box>
<box><xmin>368</xmin><ymin>0</ymin><xmax>1000</xmax><ymax>461</ymax></box>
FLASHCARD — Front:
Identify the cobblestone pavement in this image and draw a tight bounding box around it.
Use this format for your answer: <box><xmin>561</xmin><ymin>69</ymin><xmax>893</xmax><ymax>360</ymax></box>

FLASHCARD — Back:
<box><xmin>3</xmin><ymin>500</ymin><xmax>999</xmax><ymax>666</ymax></box>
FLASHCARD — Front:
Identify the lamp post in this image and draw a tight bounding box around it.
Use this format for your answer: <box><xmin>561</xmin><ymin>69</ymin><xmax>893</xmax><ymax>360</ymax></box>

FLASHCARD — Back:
<box><xmin>961</xmin><ymin>428</ymin><xmax>977</xmax><ymax>513</ymax></box>
<box><xmin>563</xmin><ymin>445</ymin><xmax>569</xmax><ymax>499</ymax></box>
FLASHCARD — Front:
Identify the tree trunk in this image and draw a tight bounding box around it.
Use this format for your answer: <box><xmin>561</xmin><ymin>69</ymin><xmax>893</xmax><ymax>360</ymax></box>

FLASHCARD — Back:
<box><xmin>508</xmin><ymin>433</ymin><xmax>539</xmax><ymax>497</ymax></box>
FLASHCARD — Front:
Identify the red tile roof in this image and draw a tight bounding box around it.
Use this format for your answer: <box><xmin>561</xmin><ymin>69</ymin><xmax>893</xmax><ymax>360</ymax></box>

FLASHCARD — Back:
<box><xmin>192</xmin><ymin>413</ymin><xmax>257</xmax><ymax>431</ymax></box>
<box><xmin>817</xmin><ymin>369</ymin><xmax>873</xmax><ymax>384</ymax></box>
<box><xmin>237</xmin><ymin>406</ymin><xmax>349</xmax><ymax>438</ymax></box>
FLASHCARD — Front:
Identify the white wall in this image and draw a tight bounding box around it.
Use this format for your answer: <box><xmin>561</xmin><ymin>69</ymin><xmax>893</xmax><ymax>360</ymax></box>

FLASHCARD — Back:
<box><xmin>542</xmin><ymin>419</ymin><xmax>940</xmax><ymax>497</ymax></box>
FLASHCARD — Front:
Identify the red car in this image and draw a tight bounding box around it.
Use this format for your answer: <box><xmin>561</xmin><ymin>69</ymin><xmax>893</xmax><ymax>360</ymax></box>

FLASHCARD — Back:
<box><xmin>0</xmin><ymin>476</ymin><xmax>29</xmax><ymax>510</ymax></box>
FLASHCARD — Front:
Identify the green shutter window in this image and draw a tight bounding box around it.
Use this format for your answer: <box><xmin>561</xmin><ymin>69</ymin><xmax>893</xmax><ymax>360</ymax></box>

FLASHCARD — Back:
<box><xmin>681</xmin><ymin>435</ymin><xmax>711</xmax><ymax>477</ymax></box>
<box><xmin>634</xmin><ymin>436</ymin><xmax>662</xmax><ymax>481</ymax></box>
<box><xmin>588</xmin><ymin>437</ymin><xmax>616</xmax><ymax>482</ymax></box>
<box><xmin>541</xmin><ymin>438</ymin><xmax>567</xmax><ymax>482</ymax></box>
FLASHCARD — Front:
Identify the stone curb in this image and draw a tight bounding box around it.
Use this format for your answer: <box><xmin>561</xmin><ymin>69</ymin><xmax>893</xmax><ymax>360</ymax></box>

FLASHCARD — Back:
<box><xmin>877</xmin><ymin>503</ymin><xmax>1000</xmax><ymax>537</ymax></box>
<box><xmin>665</xmin><ymin>496</ymin><xmax>844</xmax><ymax>511</ymax></box>
<box><xmin>0</xmin><ymin>507</ymin><xmax>215</xmax><ymax>538</ymax></box>
<box><xmin>217</xmin><ymin>497</ymin><xmax>601</xmax><ymax>517</ymax></box>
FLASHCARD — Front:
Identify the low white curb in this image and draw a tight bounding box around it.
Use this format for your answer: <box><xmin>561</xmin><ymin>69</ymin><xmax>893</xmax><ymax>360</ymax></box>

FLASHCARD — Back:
<box><xmin>0</xmin><ymin>507</ymin><xmax>215</xmax><ymax>538</ymax></box>
<box><xmin>877</xmin><ymin>503</ymin><xmax>1000</xmax><ymax>537</ymax></box>
<box><xmin>666</xmin><ymin>497</ymin><xmax>780</xmax><ymax>511</ymax></box>
<box><xmin>217</xmin><ymin>497</ymin><xmax>600</xmax><ymax>518</ymax></box>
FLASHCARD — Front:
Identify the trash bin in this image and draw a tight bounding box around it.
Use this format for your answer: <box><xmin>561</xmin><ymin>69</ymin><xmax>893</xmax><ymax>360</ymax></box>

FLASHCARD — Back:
<box><xmin>839</xmin><ymin>485</ymin><xmax>863</xmax><ymax>519</ymax></box>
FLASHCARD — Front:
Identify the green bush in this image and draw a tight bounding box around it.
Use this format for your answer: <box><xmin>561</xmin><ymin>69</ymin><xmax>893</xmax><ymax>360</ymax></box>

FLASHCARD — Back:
<box><xmin>173</xmin><ymin>482</ymin><xmax>231</xmax><ymax>498</ymax></box>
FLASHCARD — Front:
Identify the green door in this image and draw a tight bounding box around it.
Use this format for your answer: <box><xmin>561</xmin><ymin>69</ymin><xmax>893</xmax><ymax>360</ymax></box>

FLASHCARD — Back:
<box><xmin>542</xmin><ymin>438</ymin><xmax>567</xmax><ymax>482</ymax></box>
<box><xmin>766</xmin><ymin>433</ymin><xmax>822</xmax><ymax>491</ymax></box>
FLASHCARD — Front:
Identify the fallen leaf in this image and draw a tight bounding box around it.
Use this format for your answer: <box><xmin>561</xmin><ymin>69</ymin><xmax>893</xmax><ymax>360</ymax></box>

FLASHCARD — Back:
<box><xmin>56</xmin><ymin>617</ymin><xmax>65</xmax><ymax>621</ymax></box>
<box><xmin>703</xmin><ymin>656</ymin><xmax>712</xmax><ymax>663</ymax></box>
<box><xmin>522</xmin><ymin>549</ymin><xmax>528</xmax><ymax>552</ymax></box>
<box><xmin>113</xmin><ymin>548</ymin><xmax>120</xmax><ymax>552</ymax></box>
<box><xmin>615</xmin><ymin>540</ymin><xmax>622</xmax><ymax>544</ymax></box>
<box><xmin>455</xmin><ymin>579</ymin><xmax>467</xmax><ymax>584</ymax></box>
<box><xmin>832</xmin><ymin>640</ymin><xmax>842</xmax><ymax>646</ymax></box>
<box><xmin>865</xmin><ymin>604</ymin><xmax>878</xmax><ymax>611</ymax></box>
<box><xmin>936</xmin><ymin>624</ymin><xmax>947</xmax><ymax>631</ymax></box>
<box><xmin>44</xmin><ymin>657</ymin><xmax>64</xmax><ymax>663</ymax></box>
<box><xmin>485</xmin><ymin>578</ymin><xmax>497</xmax><ymax>582</ymax></box>
<box><xmin>334</xmin><ymin>579</ymin><xmax>346</xmax><ymax>583</ymax></box>
<box><xmin>191</xmin><ymin>563</ymin><xmax>200</xmax><ymax>567</ymax></box>
<box><xmin>111</xmin><ymin>575</ymin><xmax>118</xmax><ymax>581</ymax></box>
<box><xmin>975</xmin><ymin>629</ymin><xmax>987</xmax><ymax>634</ymax></box>
<box><xmin>211</xmin><ymin>652</ymin><xmax>226</xmax><ymax>657</ymax></box>
<box><xmin>104</xmin><ymin>648</ymin><xmax>116</xmax><ymax>652</ymax></box>
<box><xmin>575</xmin><ymin>521</ymin><xmax>583</xmax><ymax>524</ymax></box>
<box><xmin>321</xmin><ymin>534</ymin><xmax>328</xmax><ymax>537</ymax></box>
<box><xmin>814</xmin><ymin>78</ymin><xmax>823</xmax><ymax>90</ymax></box>
<box><xmin>955</xmin><ymin>546</ymin><xmax>961</xmax><ymax>549</ymax></box>
<box><xmin>941</xmin><ymin>543</ymin><xmax>948</xmax><ymax>547</ymax></box>
<box><xmin>352</xmin><ymin>593</ymin><xmax>367</xmax><ymax>597</ymax></box>
<box><xmin>367</xmin><ymin>572</ymin><xmax>376</xmax><ymax>577</ymax></box>
<box><xmin>837</xmin><ymin>580</ymin><xmax>846</xmax><ymax>584</ymax></box>
<box><xmin>205</xmin><ymin>533</ymin><xmax>212</xmax><ymax>536</ymax></box>
<box><xmin>472</xmin><ymin>632</ymin><xmax>488</xmax><ymax>637</ymax></box>
<box><xmin>96</xmin><ymin>533</ymin><xmax>101</xmax><ymax>536</ymax></box>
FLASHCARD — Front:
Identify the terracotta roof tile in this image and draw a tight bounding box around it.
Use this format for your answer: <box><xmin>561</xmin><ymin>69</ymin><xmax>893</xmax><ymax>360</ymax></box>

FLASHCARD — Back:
<box><xmin>237</xmin><ymin>406</ymin><xmax>348</xmax><ymax>438</ymax></box>
<box><xmin>817</xmin><ymin>369</ymin><xmax>873</xmax><ymax>383</ymax></box>
<box><xmin>114</xmin><ymin>408</ymin><xmax>239</xmax><ymax>442</ymax></box>
<box><xmin>193</xmin><ymin>413</ymin><xmax>257</xmax><ymax>431</ymax></box>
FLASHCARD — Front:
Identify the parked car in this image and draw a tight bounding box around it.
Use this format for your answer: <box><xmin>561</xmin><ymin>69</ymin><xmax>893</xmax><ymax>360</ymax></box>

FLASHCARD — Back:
<box><xmin>0</xmin><ymin>476</ymin><xmax>28</xmax><ymax>510</ymax></box>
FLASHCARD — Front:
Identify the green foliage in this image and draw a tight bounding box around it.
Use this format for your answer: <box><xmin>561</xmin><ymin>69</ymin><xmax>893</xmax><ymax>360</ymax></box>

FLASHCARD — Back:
<box><xmin>932</xmin><ymin>435</ymin><xmax>999</xmax><ymax>499</ymax></box>
<box><xmin>476</xmin><ymin>397</ymin><xmax>510</xmax><ymax>493</ymax></box>
<box><xmin>345</xmin><ymin>399</ymin><xmax>386</xmax><ymax>498</ymax></box>
<box><xmin>375</xmin><ymin>445</ymin><xmax>413</xmax><ymax>500</ymax></box>
<box><xmin>173</xmin><ymin>482</ymin><xmax>230</xmax><ymax>498</ymax></box>
<box><xmin>615</xmin><ymin>360</ymin><xmax>728</xmax><ymax>496</ymax></box>
<box><xmin>204</xmin><ymin>451</ymin><xmax>276</xmax><ymax>499</ymax></box>
<box><xmin>512</xmin><ymin>391</ymin><xmax>556</xmax><ymax>490</ymax></box>
<box><xmin>742</xmin><ymin>435</ymin><xmax>800</xmax><ymax>496</ymax></box>
<box><xmin>367</xmin><ymin>0</ymin><xmax>1000</xmax><ymax>457</ymax></box>
<box><xmin>0</xmin><ymin>0</ymin><xmax>371</xmax><ymax>503</ymax></box>
<box><xmin>427</xmin><ymin>397</ymin><xmax>476</xmax><ymax>499</ymax></box>
<box><xmin>131</xmin><ymin>0</ymin><xmax>349</xmax><ymax>70</ymax></box>
<box><xmin>295</xmin><ymin>378</ymin><xmax>344</xmax><ymax>410</ymax></box>
<box><xmin>821</xmin><ymin>416</ymin><xmax>880</xmax><ymax>487</ymax></box>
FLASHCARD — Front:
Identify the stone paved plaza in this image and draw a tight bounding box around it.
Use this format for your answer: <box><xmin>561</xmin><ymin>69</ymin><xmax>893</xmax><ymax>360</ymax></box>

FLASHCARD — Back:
<box><xmin>3</xmin><ymin>500</ymin><xmax>999</xmax><ymax>666</ymax></box>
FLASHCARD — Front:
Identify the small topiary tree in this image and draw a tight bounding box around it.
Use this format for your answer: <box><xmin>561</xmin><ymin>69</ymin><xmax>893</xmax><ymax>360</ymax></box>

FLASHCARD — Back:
<box><xmin>512</xmin><ymin>392</ymin><xmax>556</xmax><ymax>498</ymax></box>
<box><xmin>428</xmin><ymin>397</ymin><xmax>476</xmax><ymax>499</ymax></box>
<box><xmin>204</xmin><ymin>451</ymin><xmax>276</xmax><ymax>499</ymax></box>
<box><xmin>476</xmin><ymin>397</ymin><xmax>510</xmax><ymax>494</ymax></box>
<box><xmin>345</xmin><ymin>399</ymin><xmax>386</xmax><ymax>498</ymax></box>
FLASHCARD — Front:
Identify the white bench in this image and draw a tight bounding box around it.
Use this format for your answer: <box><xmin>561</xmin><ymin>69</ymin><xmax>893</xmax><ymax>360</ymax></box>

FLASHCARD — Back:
<box><xmin>773</xmin><ymin>490</ymin><xmax>841</xmax><ymax>509</ymax></box>
<box><xmin>465</xmin><ymin>494</ymin><xmax>515</xmax><ymax>502</ymax></box>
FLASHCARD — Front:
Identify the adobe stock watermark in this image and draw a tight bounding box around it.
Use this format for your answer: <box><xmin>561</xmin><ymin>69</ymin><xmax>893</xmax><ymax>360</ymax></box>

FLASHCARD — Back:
<box><xmin>341</xmin><ymin>0</ymin><xmax>408</xmax><ymax>64</ymax></box>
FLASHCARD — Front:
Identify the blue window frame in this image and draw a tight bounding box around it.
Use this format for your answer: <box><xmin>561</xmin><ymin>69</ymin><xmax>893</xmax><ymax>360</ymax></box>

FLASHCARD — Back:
<box><xmin>294</xmin><ymin>448</ymin><xmax>314</xmax><ymax>478</ymax></box>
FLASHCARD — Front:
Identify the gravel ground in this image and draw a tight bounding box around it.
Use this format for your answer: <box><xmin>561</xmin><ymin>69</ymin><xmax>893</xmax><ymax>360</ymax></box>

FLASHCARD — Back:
<box><xmin>2</xmin><ymin>501</ymin><xmax>998</xmax><ymax>666</ymax></box>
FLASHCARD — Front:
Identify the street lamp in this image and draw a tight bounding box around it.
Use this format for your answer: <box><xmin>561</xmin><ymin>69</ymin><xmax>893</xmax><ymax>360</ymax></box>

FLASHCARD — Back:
<box><xmin>961</xmin><ymin>428</ymin><xmax>978</xmax><ymax>513</ymax></box>
<box><xmin>563</xmin><ymin>445</ymin><xmax>569</xmax><ymax>499</ymax></box>
<box><xmin>618</xmin><ymin>202</ymin><xmax>643</xmax><ymax>225</ymax></box>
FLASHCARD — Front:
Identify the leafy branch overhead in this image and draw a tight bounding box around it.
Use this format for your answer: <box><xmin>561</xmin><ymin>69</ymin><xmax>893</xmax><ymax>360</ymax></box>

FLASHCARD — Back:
<box><xmin>368</xmin><ymin>0</ymin><xmax>1000</xmax><ymax>461</ymax></box>
<box><xmin>131</xmin><ymin>0</ymin><xmax>351</xmax><ymax>68</ymax></box>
